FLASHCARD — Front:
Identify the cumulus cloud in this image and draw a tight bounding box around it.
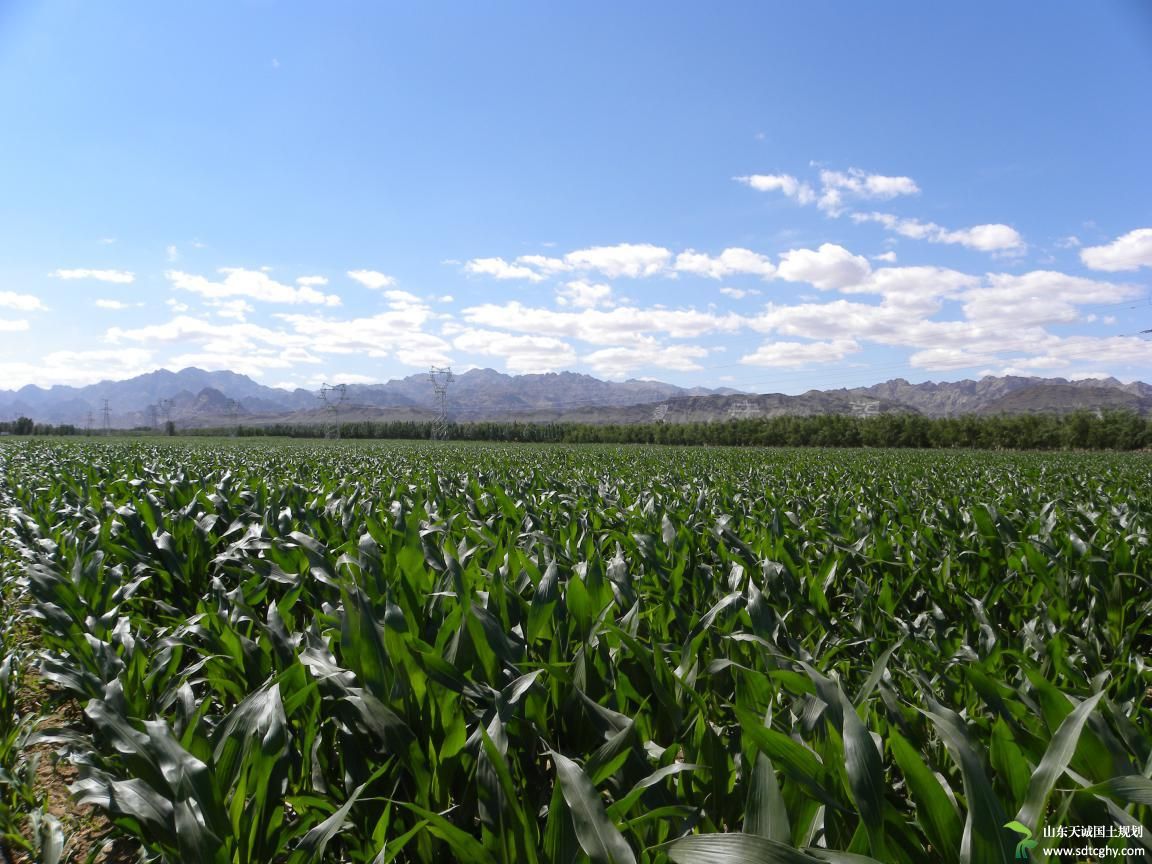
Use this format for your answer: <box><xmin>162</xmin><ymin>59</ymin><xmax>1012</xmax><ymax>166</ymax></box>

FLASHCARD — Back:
<box><xmin>94</xmin><ymin>299</ymin><xmax>143</xmax><ymax>310</ymax></box>
<box><xmin>212</xmin><ymin>299</ymin><xmax>255</xmax><ymax>321</ymax></box>
<box><xmin>737</xmin><ymin>167</ymin><xmax>917</xmax><ymax>215</ymax></box>
<box><xmin>466</xmin><ymin>244</ymin><xmax>674</xmax><ymax>282</ymax></box>
<box><xmin>0</xmin><ymin>291</ymin><xmax>46</xmax><ymax>311</ymax></box>
<box><xmin>564</xmin><ymin>243</ymin><xmax>672</xmax><ymax>278</ymax></box>
<box><xmin>515</xmin><ymin>254</ymin><xmax>572</xmax><ymax>275</ymax></box>
<box><xmin>52</xmin><ymin>268</ymin><xmax>135</xmax><ymax>283</ymax></box>
<box><xmin>674</xmin><ymin>247</ymin><xmax>776</xmax><ymax>279</ymax></box>
<box><xmin>816</xmin><ymin>168</ymin><xmax>919</xmax><ymax>215</ymax></box>
<box><xmin>556</xmin><ymin>281</ymin><xmax>613</xmax><ymax>308</ymax></box>
<box><xmin>844</xmin><ymin>266</ymin><xmax>980</xmax><ymax>314</ymax></box>
<box><xmin>1080</xmin><ymin>228</ymin><xmax>1152</xmax><ymax>271</ymax></box>
<box><xmin>741</xmin><ymin>338</ymin><xmax>859</xmax><ymax>367</ymax></box>
<box><xmin>297</xmin><ymin>275</ymin><xmax>329</xmax><ymax>287</ymax></box>
<box><xmin>961</xmin><ymin>270</ymin><xmax>1139</xmax><ymax>327</ymax></box>
<box><xmin>733</xmin><ymin>173</ymin><xmax>816</xmax><ymax>205</ymax></box>
<box><xmin>737</xmin><ymin>164</ymin><xmax>1022</xmax><ymax>255</ymax></box>
<box><xmin>451</xmin><ymin>328</ymin><xmax>578</xmax><ymax>373</ymax></box>
<box><xmin>346</xmin><ymin>270</ymin><xmax>396</xmax><ymax>289</ymax></box>
<box><xmin>167</xmin><ymin>268</ymin><xmax>342</xmax><ymax>305</ymax></box>
<box><xmin>776</xmin><ymin>243</ymin><xmax>871</xmax><ymax>290</ymax></box>
<box><xmin>461</xmin><ymin>301</ymin><xmax>744</xmax><ymax>346</ymax></box>
<box><xmin>872</xmin><ymin>251</ymin><xmax>897</xmax><ymax>263</ymax></box>
<box><xmin>719</xmin><ymin>287</ymin><xmax>761</xmax><ymax>299</ymax></box>
<box><xmin>852</xmin><ymin>212</ymin><xmax>1025</xmax><ymax>252</ymax></box>
<box><xmin>582</xmin><ymin>342</ymin><xmax>709</xmax><ymax>378</ymax></box>
<box><xmin>0</xmin><ymin>348</ymin><xmax>155</xmax><ymax>389</ymax></box>
<box><xmin>464</xmin><ymin>257</ymin><xmax>546</xmax><ymax>282</ymax></box>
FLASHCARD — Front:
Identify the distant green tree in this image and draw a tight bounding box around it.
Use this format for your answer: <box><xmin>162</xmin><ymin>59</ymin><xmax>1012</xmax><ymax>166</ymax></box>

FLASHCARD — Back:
<box><xmin>13</xmin><ymin>416</ymin><xmax>33</xmax><ymax>435</ymax></box>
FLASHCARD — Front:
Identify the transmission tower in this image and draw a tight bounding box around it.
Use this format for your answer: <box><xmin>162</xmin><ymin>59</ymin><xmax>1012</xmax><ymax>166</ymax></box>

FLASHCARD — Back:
<box><xmin>226</xmin><ymin>399</ymin><xmax>239</xmax><ymax>437</ymax></box>
<box><xmin>652</xmin><ymin>404</ymin><xmax>669</xmax><ymax>424</ymax></box>
<box><xmin>850</xmin><ymin>399</ymin><xmax>880</xmax><ymax>419</ymax></box>
<box><xmin>85</xmin><ymin>410</ymin><xmax>94</xmax><ymax>436</ymax></box>
<box><xmin>101</xmin><ymin>399</ymin><xmax>111</xmax><ymax>435</ymax></box>
<box><xmin>146</xmin><ymin>403</ymin><xmax>159</xmax><ymax>430</ymax></box>
<box><xmin>318</xmin><ymin>383</ymin><xmax>347</xmax><ymax>440</ymax></box>
<box><xmin>427</xmin><ymin>366</ymin><xmax>455</xmax><ymax>440</ymax></box>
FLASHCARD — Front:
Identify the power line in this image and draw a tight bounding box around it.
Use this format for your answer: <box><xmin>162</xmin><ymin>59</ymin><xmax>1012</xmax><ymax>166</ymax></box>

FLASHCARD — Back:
<box><xmin>101</xmin><ymin>400</ymin><xmax>111</xmax><ymax>436</ymax></box>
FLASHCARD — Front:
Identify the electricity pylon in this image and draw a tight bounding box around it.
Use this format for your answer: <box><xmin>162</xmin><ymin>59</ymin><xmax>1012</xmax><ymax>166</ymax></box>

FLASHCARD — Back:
<box><xmin>319</xmin><ymin>384</ymin><xmax>347</xmax><ymax>440</ymax></box>
<box><xmin>428</xmin><ymin>366</ymin><xmax>454</xmax><ymax>440</ymax></box>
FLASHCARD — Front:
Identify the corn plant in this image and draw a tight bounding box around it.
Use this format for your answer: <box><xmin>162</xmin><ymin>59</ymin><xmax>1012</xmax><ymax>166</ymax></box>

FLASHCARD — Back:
<box><xmin>0</xmin><ymin>439</ymin><xmax>1148</xmax><ymax>863</ymax></box>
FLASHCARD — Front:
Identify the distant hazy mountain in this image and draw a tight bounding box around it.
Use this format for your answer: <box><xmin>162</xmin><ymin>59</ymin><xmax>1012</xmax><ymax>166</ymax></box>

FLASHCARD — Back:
<box><xmin>1</xmin><ymin>367</ymin><xmax>1149</xmax><ymax>427</ymax></box>
<box><xmin>840</xmin><ymin>375</ymin><xmax>1152</xmax><ymax>418</ymax></box>
<box><xmin>0</xmin><ymin>367</ymin><xmax>742</xmax><ymax>427</ymax></box>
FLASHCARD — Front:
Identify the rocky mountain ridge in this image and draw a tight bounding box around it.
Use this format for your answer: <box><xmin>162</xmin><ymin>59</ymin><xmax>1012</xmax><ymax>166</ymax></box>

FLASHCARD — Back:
<box><xmin>1</xmin><ymin>367</ymin><xmax>1149</xmax><ymax>427</ymax></box>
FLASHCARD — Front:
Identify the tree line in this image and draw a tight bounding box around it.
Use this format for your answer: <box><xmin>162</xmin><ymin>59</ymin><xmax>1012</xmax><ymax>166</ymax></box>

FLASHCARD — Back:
<box><xmin>184</xmin><ymin>409</ymin><xmax>1151</xmax><ymax>450</ymax></box>
<box><xmin>5</xmin><ymin>409</ymin><xmax>1150</xmax><ymax>450</ymax></box>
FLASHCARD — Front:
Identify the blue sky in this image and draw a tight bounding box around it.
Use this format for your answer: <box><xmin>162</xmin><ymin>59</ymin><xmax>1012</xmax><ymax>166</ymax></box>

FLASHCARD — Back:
<box><xmin>1</xmin><ymin>1</ymin><xmax>1151</xmax><ymax>393</ymax></box>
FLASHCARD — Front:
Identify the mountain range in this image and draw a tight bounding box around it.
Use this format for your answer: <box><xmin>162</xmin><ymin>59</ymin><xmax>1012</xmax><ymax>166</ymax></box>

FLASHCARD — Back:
<box><xmin>1</xmin><ymin>367</ymin><xmax>1150</xmax><ymax>428</ymax></box>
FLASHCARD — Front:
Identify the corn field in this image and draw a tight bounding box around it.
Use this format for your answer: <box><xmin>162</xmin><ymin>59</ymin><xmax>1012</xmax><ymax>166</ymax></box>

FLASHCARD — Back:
<box><xmin>0</xmin><ymin>439</ymin><xmax>1149</xmax><ymax>863</ymax></box>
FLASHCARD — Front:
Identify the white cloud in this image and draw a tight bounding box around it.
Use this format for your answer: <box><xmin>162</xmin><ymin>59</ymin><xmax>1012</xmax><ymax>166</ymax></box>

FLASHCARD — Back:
<box><xmin>961</xmin><ymin>270</ymin><xmax>1139</xmax><ymax>327</ymax></box>
<box><xmin>297</xmin><ymin>275</ymin><xmax>329</xmax><ymax>287</ymax></box>
<box><xmin>741</xmin><ymin>338</ymin><xmax>859</xmax><ymax>367</ymax></box>
<box><xmin>1080</xmin><ymin>228</ymin><xmax>1152</xmax><ymax>271</ymax></box>
<box><xmin>564</xmin><ymin>243</ymin><xmax>672</xmax><ymax>279</ymax></box>
<box><xmin>0</xmin><ymin>291</ymin><xmax>46</xmax><ymax>311</ymax></box>
<box><xmin>556</xmin><ymin>280</ymin><xmax>613</xmax><ymax>308</ymax></box>
<box><xmin>0</xmin><ymin>319</ymin><xmax>30</xmax><ymax>332</ymax></box>
<box><xmin>464</xmin><ymin>257</ymin><xmax>546</xmax><ymax>282</ymax></box>
<box><xmin>737</xmin><ymin>167</ymin><xmax>917</xmax><ymax>214</ymax></box>
<box><xmin>452</xmin><ymin>328</ymin><xmax>578</xmax><ymax>374</ymax></box>
<box><xmin>166</xmin><ymin>245</ymin><xmax>179</xmax><ymax>262</ymax></box>
<box><xmin>817</xmin><ymin>169</ymin><xmax>919</xmax><ymax>215</ymax></box>
<box><xmin>0</xmin><ymin>348</ymin><xmax>155</xmax><ymax>388</ymax></box>
<box><xmin>212</xmin><ymin>299</ymin><xmax>255</xmax><ymax>321</ymax></box>
<box><xmin>52</xmin><ymin>268</ymin><xmax>136</xmax><ymax>284</ymax></box>
<box><xmin>719</xmin><ymin>287</ymin><xmax>761</xmax><ymax>299</ymax></box>
<box><xmin>471</xmin><ymin>243</ymin><xmax>775</xmax><ymax>283</ymax></box>
<box><xmin>872</xmin><ymin>251</ymin><xmax>897</xmax><ymax>263</ymax></box>
<box><xmin>582</xmin><ymin>343</ymin><xmax>708</xmax><ymax>378</ymax></box>
<box><xmin>167</xmin><ymin>268</ymin><xmax>342</xmax><ymax>306</ymax></box>
<box><xmin>275</xmin><ymin>300</ymin><xmax>453</xmax><ymax>368</ymax></box>
<box><xmin>853</xmin><ymin>212</ymin><xmax>1025</xmax><ymax>252</ymax></box>
<box><xmin>346</xmin><ymin>269</ymin><xmax>396</xmax><ymax>289</ymax></box>
<box><xmin>777</xmin><ymin>243</ymin><xmax>871</xmax><ymax>290</ymax></box>
<box><xmin>515</xmin><ymin>254</ymin><xmax>572</xmax><ymax>274</ymax></box>
<box><xmin>95</xmin><ymin>299</ymin><xmax>139</xmax><ymax>310</ymax></box>
<box><xmin>460</xmin><ymin>301</ymin><xmax>744</xmax><ymax>346</ymax></box>
<box><xmin>674</xmin><ymin>247</ymin><xmax>776</xmax><ymax>279</ymax></box>
<box><xmin>844</xmin><ymin>266</ymin><xmax>980</xmax><ymax>314</ymax></box>
<box><xmin>734</xmin><ymin>174</ymin><xmax>816</xmax><ymax>205</ymax></box>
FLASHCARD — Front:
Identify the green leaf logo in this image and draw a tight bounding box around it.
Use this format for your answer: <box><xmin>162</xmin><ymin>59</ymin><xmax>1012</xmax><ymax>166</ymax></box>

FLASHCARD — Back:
<box><xmin>1004</xmin><ymin>821</ymin><xmax>1039</xmax><ymax>860</ymax></box>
